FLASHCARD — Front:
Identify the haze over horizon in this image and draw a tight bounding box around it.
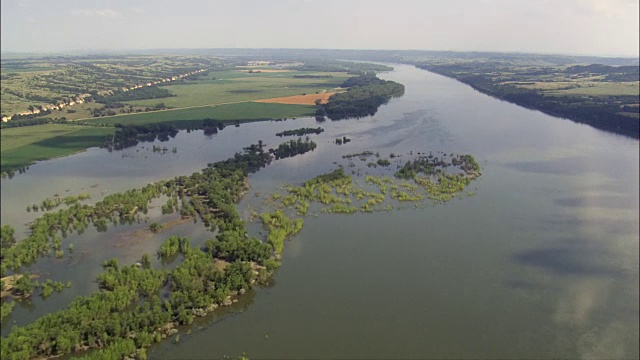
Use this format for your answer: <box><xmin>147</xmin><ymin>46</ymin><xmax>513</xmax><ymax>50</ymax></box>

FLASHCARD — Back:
<box><xmin>1</xmin><ymin>0</ymin><xmax>639</xmax><ymax>57</ymax></box>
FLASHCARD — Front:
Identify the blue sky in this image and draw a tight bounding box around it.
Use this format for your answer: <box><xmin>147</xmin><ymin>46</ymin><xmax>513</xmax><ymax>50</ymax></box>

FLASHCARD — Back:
<box><xmin>1</xmin><ymin>0</ymin><xmax>638</xmax><ymax>56</ymax></box>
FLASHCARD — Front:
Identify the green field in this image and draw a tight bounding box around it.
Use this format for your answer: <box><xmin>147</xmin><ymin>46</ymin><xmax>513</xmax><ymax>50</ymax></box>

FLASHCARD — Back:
<box><xmin>1</xmin><ymin>125</ymin><xmax>114</xmax><ymax>172</ymax></box>
<box><xmin>545</xmin><ymin>81</ymin><xmax>640</xmax><ymax>96</ymax></box>
<box><xmin>82</xmin><ymin>102</ymin><xmax>316</xmax><ymax>126</ymax></box>
<box><xmin>124</xmin><ymin>70</ymin><xmax>351</xmax><ymax>108</ymax></box>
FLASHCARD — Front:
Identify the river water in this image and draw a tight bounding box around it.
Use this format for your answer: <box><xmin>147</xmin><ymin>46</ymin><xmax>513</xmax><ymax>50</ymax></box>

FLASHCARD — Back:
<box><xmin>1</xmin><ymin>64</ymin><xmax>638</xmax><ymax>359</ymax></box>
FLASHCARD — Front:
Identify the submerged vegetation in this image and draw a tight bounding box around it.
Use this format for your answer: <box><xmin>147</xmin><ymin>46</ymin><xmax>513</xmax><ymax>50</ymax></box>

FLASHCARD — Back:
<box><xmin>270</xmin><ymin>151</ymin><xmax>481</xmax><ymax>217</ymax></box>
<box><xmin>270</xmin><ymin>138</ymin><xmax>317</xmax><ymax>160</ymax></box>
<box><xmin>260</xmin><ymin>211</ymin><xmax>304</xmax><ymax>255</ymax></box>
<box><xmin>275</xmin><ymin>127</ymin><xmax>324</xmax><ymax>137</ymax></box>
<box><xmin>106</xmin><ymin>123</ymin><xmax>180</xmax><ymax>150</ymax></box>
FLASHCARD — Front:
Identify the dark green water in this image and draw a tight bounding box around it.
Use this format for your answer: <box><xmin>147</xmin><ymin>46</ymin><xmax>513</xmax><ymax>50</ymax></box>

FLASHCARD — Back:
<box><xmin>1</xmin><ymin>64</ymin><xmax>638</xmax><ymax>359</ymax></box>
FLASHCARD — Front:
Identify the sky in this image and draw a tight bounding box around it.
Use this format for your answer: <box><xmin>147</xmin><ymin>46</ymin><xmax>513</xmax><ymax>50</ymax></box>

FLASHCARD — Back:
<box><xmin>1</xmin><ymin>0</ymin><xmax>638</xmax><ymax>57</ymax></box>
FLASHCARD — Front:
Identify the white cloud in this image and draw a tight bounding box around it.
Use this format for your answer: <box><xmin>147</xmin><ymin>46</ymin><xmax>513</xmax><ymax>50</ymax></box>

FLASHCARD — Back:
<box><xmin>69</xmin><ymin>9</ymin><xmax>124</xmax><ymax>19</ymax></box>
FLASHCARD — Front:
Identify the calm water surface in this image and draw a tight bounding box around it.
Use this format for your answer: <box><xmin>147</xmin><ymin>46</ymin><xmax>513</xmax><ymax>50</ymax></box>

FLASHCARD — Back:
<box><xmin>1</xmin><ymin>64</ymin><xmax>638</xmax><ymax>359</ymax></box>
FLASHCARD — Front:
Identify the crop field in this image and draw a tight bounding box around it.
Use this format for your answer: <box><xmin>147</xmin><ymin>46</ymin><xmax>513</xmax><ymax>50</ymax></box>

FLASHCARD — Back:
<box><xmin>544</xmin><ymin>81</ymin><xmax>640</xmax><ymax>96</ymax></box>
<box><xmin>255</xmin><ymin>92</ymin><xmax>336</xmax><ymax>105</ymax></box>
<box><xmin>81</xmin><ymin>102</ymin><xmax>316</xmax><ymax>127</ymax></box>
<box><xmin>124</xmin><ymin>70</ymin><xmax>351</xmax><ymax>108</ymax></box>
<box><xmin>1</xmin><ymin>125</ymin><xmax>114</xmax><ymax>171</ymax></box>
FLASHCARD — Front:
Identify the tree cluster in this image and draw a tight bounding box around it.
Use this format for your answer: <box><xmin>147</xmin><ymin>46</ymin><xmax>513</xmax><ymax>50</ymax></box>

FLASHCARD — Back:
<box><xmin>275</xmin><ymin>127</ymin><xmax>324</xmax><ymax>137</ymax></box>
<box><xmin>107</xmin><ymin>124</ymin><xmax>179</xmax><ymax>150</ymax></box>
<box><xmin>270</xmin><ymin>138</ymin><xmax>317</xmax><ymax>160</ymax></box>
<box><xmin>316</xmin><ymin>74</ymin><xmax>405</xmax><ymax>120</ymax></box>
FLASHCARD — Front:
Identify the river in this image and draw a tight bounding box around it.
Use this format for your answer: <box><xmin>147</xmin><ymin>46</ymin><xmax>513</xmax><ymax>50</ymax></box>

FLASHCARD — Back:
<box><xmin>1</xmin><ymin>64</ymin><xmax>638</xmax><ymax>359</ymax></box>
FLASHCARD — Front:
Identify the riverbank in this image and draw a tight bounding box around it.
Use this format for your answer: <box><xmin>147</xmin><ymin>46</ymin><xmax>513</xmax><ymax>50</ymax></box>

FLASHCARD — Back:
<box><xmin>413</xmin><ymin>64</ymin><xmax>639</xmax><ymax>139</ymax></box>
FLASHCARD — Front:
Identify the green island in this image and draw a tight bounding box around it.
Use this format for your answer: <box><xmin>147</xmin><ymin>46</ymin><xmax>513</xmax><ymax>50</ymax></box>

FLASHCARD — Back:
<box><xmin>0</xmin><ymin>138</ymin><xmax>481</xmax><ymax>359</ymax></box>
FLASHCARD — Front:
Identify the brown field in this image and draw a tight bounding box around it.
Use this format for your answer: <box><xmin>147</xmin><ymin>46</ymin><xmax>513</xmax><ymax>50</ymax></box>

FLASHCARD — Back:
<box><xmin>255</xmin><ymin>92</ymin><xmax>336</xmax><ymax>105</ymax></box>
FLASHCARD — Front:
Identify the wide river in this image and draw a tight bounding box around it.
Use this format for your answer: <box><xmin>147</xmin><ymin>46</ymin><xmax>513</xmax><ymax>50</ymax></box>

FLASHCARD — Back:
<box><xmin>1</xmin><ymin>64</ymin><xmax>638</xmax><ymax>359</ymax></box>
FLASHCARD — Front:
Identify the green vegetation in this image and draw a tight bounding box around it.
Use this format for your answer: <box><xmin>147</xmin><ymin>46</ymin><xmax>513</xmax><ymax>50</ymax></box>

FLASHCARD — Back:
<box><xmin>1</xmin><ymin>225</ymin><xmax>16</xmax><ymax>248</ymax></box>
<box><xmin>1</xmin><ymin>300</ymin><xmax>15</xmax><ymax>320</ymax></box>
<box><xmin>276</xmin><ymin>127</ymin><xmax>324</xmax><ymax>137</ymax></box>
<box><xmin>107</xmin><ymin>123</ymin><xmax>179</xmax><ymax>150</ymax></box>
<box><xmin>157</xmin><ymin>236</ymin><xmax>190</xmax><ymax>258</ymax></box>
<box><xmin>260</xmin><ymin>211</ymin><xmax>304</xmax><ymax>254</ymax></box>
<box><xmin>317</xmin><ymin>73</ymin><xmax>405</xmax><ymax>120</ymax></box>
<box><xmin>342</xmin><ymin>151</ymin><xmax>374</xmax><ymax>159</ymax></box>
<box><xmin>304</xmin><ymin>167</ymin><xmax>352</xmax><ymax>187</ymax></box>
<box><xmin>27</xmin><ymin>193</ymin><xmax>91</xmax><ymax>212</ymax></box>
<box><xmin>1</xmin><ymin>125</ymin><xmax>115</xmax><ymax>173</ymax></box>
<box><xmin>269</xmin><ymin>152</ymin><xmax>481</xmax><ymax>218</ymax></box>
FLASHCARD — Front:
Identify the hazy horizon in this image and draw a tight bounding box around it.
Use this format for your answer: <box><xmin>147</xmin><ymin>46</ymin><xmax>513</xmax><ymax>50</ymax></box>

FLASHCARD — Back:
<box><xmin>2</xmin><ymin>0</ymin><xmax>639</xmax><ymax>57</ymax></box>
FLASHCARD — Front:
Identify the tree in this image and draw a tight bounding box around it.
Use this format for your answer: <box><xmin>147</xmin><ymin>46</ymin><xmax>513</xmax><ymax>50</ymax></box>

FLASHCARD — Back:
<box><xmin>13</xmin><ymin>273</ymin><xmax>34</xmax><ymax>296</ymax></box>
<box><xmin>141</xmin><ymin>253</ymin><xmax>151</xmax><ymax>269</ymax></box>
<box><xmin>1</xmin><ymin>225</ymin><xmax>15</xmax><ymax>248</ymax></box>
<box><xmin>149</xmin><ymin>222</ymin><xmax>161</xmax><ymax>233</ymax></box>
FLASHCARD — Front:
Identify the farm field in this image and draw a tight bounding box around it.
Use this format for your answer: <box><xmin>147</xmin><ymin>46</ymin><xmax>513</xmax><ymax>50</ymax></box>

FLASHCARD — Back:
<box><xmin>81</xmin><ymin>102</ymin><xmax>316</xmax><ymax>127</ymax></box>
<box><xmin>1</xmin><ymin>125</ymin><xmax>114</xmax><ymax>172</ymax></box>
<box><xmin>123</xmin><ymin>70</ymin><xmax>350</xmax><ymax>108</ymax></box>
<box><xmin>255</xmin><ymin>92</ymin><xmax>336</xmax><ymax>105</ymax></box>
<box><xmin>542</xmin><ymin>81</ymin><xmax>640</xmax><ymax>96</ymax></box>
